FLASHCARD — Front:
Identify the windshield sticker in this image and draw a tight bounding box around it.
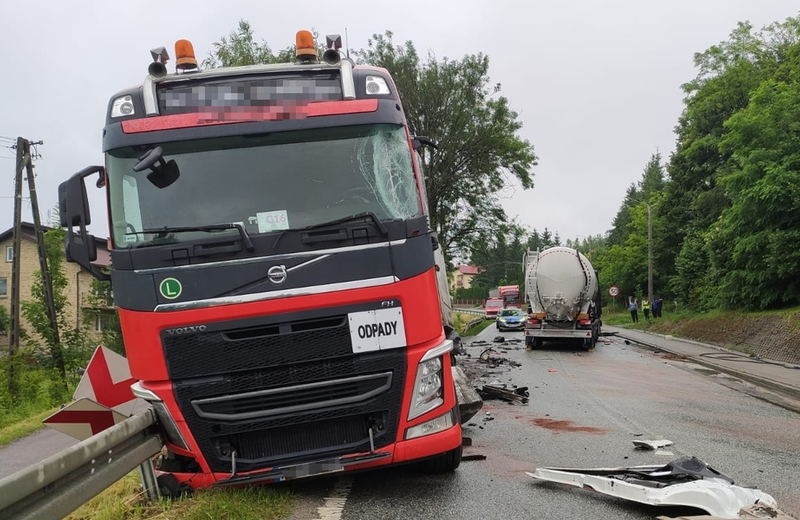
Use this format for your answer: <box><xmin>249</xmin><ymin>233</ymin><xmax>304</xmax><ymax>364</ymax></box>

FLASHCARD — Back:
<box><xmin>256</xmin><ymin>210</ymin><xmax>289</xmax><ymax>233</ymax></box>
<box><xmin>358</xmin><ymin>129</ymin><xmax>420</xmax><ymax>219</ymax></box>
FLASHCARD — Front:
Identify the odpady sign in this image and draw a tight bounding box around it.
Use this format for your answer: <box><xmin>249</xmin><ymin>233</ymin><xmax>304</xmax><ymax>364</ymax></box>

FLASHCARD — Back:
<box><xmin>357</xmin><ymin>321</ymin><xmax>398</xmax><ymax>339</ymax></box>
<box><xmin>348</xmin><ymin>307</ymin><xmax>407</xmax><ymax>353</ymax></box>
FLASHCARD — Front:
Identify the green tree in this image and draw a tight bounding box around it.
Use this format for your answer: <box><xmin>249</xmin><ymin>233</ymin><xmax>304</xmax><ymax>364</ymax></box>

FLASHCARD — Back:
<box><xmin>355</xmin><ymin>31</ymin><xmax>537</xmax><ymax>260</ymax></box>
<box><xmin>202</xmin><ymin>20</ymin><xmax>323</xmax><ymax>69</ymax></box>
<box><xmin>658</xmin><ymin>16</ymin><xmax>800</xmax><ymax>307</ymax></box>
<box><xmin>20</xmin><ymin>228</ymin><xmax>90</xmax><ymax>388</ymax></box>
<box><xmin>711</xmin><ymin>44</ymin><xmax>800</xmax><ymax>309</ymax></box>
<box><xmin>0</xmin><ymin>305</ymin><xmax>8</xmax><ymax>335</ymax></box>
<box><xmin>84</xmin><ymin>278</ymin><xmax>125</xmax><ymax>356</ymax></box>
<box><xmin>598</xmin><ymin>153</ymin><xmax>668</xmax><ymax>301</ymax></box>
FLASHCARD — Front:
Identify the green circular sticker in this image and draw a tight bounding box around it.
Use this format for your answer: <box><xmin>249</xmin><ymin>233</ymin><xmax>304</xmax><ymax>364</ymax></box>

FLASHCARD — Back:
<box><xmin>159</xmin><ymin>278</ymin><xmax>182</xmax><ymax>299</ymax></box>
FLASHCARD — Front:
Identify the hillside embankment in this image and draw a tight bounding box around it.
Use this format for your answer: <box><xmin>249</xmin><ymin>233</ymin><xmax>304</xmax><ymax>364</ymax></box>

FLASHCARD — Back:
<box><xmin>642</xmin><ymin>310</ymin><xmax>800</xmax><ymax>365</ymax></box>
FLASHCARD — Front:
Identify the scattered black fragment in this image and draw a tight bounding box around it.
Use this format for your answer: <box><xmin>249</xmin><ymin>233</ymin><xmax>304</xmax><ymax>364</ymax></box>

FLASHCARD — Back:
<box><xmin>463</xmin><ymin>454</ymin><xmax>487</xmax><ymax>461</ymax></box>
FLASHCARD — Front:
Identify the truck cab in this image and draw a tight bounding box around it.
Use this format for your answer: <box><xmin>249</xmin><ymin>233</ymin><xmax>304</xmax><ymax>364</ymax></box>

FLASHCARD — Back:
<box><xmin>59</xmin><ymin>32</ymin><xmax>464</xmax><ymax>491</ymax></box>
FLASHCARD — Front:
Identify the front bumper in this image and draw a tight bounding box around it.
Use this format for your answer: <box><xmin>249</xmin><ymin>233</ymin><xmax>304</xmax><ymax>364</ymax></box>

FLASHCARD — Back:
<box><xmin>498</xmin><ymin>321</ymin><xmax>525</xmax><ymax>330</ymax></box>
<box><xmin>160</xmin><ymin>405</ymin><xmax>462</xmax><ymax>489</ymax></box>
<box><xmin>524</xmin><ymin>328</ymin><xmax>593</xmax><ymax>339</ymax></box>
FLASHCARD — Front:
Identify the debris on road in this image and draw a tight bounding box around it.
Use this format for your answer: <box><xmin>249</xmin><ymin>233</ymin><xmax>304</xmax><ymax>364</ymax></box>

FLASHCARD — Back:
<box><xmin>453</xmin><ymin>365</ymin><xmax>483</xmax><ymax>423</ymax></box>
<box><xmin>478</xmin><ymin>347</ymin><xmax>522</xmax><ymax>368</ymax></box>
<box><xmin>527</xmin><ymin>456</ymin><xmax>778</xmax><ymax>519</ymax></box>
<box><xmin>656</xmin><ymin>503</ymin><xmax>794</xmax><ymax>519</ymax></box>
<box><xmin>461</xmin><ymin>437</ymin><xmax>473</xmax><ymax>447</ymax></box>
<box><xmin>478</xmin><ymin>384</ymin><xmax>529</xmax><ymax>404</ymax></box>
<box><xmin>633</xmin><ymin>439</ymin><xmax>674</xmax><ymax>450</ymax></box>
<box><xmin>462</xmin><ymin>454</ymin><xmax>487</xmax><ymax>461</ymax></box>
<box><xmin>548</xmin><ymin>368</ymin><xmax>558</xmax><ymax>373</ymax></box>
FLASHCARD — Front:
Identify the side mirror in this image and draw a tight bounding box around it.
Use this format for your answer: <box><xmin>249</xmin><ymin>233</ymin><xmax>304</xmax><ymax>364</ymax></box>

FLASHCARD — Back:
<box><xmin>65</xmin><ymin>233</ymin><xmax>98</xmax><ymax>263</ymax></box>
<box><xmin>60</xmin><ymin>165</ymin><xmax>109</xmax><ymax>281</ymax></box>
<box><xmin>59</xmin><ymin>175</ymin><xmax>91</xmax><ymax>228</ymax></box>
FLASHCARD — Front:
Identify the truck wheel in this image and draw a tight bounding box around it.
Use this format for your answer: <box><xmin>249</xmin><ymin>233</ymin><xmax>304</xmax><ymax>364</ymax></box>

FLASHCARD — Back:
<box><xmin>420</xmin><ymin>445</ymin><xmax>462</xmax><ymax>473</ymax></box>
<box><xmin>583</xmin><ymin>336</ymin><xmax>596</xmax><ymax>351</ymax></box>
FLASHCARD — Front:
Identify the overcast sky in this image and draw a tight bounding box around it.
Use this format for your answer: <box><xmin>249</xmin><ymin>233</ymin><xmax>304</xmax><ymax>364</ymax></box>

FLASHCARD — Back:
<box><xmin>1</xmin><ymin>0</ymin><xmax>798</xmax><ymax>247</ymax></box>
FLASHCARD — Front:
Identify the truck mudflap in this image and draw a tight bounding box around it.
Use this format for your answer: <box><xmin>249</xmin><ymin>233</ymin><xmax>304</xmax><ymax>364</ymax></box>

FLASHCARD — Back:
<box><xmin>212</xmin><ymin>451</ymin><xmax>391</xmax><ymax>487</ymax></box>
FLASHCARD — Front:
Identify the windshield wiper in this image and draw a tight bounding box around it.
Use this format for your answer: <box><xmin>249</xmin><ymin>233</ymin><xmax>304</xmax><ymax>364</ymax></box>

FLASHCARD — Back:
<box><xmin>303</xmin><ymin>211</ymin><xmax>389</xmax><ymax>236</ymax></box>
<box><xmin>138</xmin><ymin>223</ymin><xmax>255</xmax><ymax>251</ymax></box>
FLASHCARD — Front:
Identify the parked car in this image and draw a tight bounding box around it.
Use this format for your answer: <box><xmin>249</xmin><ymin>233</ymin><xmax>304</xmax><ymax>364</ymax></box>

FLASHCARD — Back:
<box><xmin>496</xmin><ymin>308</ymin><xmax>525</xmax><ymax>331</ymax></box>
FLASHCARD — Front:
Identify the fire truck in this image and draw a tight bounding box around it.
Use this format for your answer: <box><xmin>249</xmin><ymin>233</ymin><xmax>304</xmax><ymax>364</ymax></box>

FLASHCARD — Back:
<box><xmin>58</xmin><ymin>31</ymin><xmax>464</xmax><ymax>492</ymax></box>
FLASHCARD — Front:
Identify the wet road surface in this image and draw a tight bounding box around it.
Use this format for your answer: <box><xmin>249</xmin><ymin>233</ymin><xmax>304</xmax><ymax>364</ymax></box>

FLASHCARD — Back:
<box><xmin>2</xmin><ymin>326</ymin><xmax>798</xmax><ymax>519</ymax></box>
<box><xmin>285</xmin><ymin>326</ymin><xmax>800</xmax><ymax>520</ymax></box>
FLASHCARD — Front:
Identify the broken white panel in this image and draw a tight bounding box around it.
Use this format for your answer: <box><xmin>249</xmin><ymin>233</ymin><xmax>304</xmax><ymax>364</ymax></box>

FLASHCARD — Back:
<box><xmin>633</xmin><ymin>439</ymin><xmax>674</xmax><ymax>450</ymax></box>
<box><xmin>527</xmin><ymin>467</ymin><xmax>777</xmax><ymax>519</ymax></box>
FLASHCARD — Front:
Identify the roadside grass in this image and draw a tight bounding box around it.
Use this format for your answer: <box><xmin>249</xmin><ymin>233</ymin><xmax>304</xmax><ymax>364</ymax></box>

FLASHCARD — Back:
<box><xmin>66</xmin><ymin>471</ymin><xmax>295</xmax><ymax>520</ymax></box>
<box><xmin>0</xmin><ymin>362</ymin><xmax>75</xmax><ymax>447</ymax></box>
<box><xmin>0</xmin><ymin>406</ymin><xmax>60</xmax><ymax>448</ymax></box>
<box><xmin>454</xmin><ymin>312</ymin><xmax>494</xmax><ymax>337</ymax></box>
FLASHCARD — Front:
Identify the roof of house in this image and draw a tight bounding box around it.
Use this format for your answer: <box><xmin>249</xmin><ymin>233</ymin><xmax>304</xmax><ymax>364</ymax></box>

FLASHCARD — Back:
<box><xmin>0</xmin><ymin>222</ymin><xmax>111</xmax><ymax>268</ymax></box>
<box><xmin>457</xmin><ymin>265</ymin><xmax>483</xmax><ymax>276</ymax></box>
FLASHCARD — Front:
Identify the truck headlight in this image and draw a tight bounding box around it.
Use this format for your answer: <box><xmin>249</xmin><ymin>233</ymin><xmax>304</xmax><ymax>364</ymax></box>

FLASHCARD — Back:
<box><xmin>409</xmin><ymin>356</ymin><xmax>444</xmax><ymax>420</ymax></box>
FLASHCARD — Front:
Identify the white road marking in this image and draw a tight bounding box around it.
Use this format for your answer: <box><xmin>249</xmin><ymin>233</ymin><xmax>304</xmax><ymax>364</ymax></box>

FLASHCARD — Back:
<box><xmin>314</xmin><ymin>477</ymin><xmax>353</xmax><ymax>520</ymax></box>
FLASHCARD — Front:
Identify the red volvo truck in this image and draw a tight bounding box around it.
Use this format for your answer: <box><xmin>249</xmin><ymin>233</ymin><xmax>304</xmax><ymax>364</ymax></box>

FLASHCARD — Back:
<box><xmin>58</xmin><ymin>31</ymin><xmax>464</xmax><ymax>492</ymax></box>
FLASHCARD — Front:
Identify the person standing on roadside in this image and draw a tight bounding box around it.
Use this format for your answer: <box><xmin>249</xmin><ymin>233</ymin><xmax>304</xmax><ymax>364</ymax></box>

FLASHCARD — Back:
<box><xmin>629</xmin><ymin>298</ymin><xmax>639</xmax><ymax>323</ymax></box>
<box><xmin>643</xmin><ymin>299</ymin><xmax>651</xmax><ymax>321</ymax></box>
<box><xmin>652</xmin><ymin>298</ymin><xmax>661</xmax><ymax>318</ymax></box>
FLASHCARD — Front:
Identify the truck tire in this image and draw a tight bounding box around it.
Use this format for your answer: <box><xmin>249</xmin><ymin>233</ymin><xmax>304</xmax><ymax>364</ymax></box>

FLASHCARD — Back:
<box><xmin>420</xmin><ymin>445</ymin><xmax>462</xmax><ymax>473</ymax></box>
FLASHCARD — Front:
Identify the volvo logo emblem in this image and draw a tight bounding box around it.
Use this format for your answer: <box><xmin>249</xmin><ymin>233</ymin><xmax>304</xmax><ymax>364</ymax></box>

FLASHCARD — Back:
<box><xmin>267</xmin><ymin>265</ymin><xmax>288</xmax><ymax>285</ymax></box>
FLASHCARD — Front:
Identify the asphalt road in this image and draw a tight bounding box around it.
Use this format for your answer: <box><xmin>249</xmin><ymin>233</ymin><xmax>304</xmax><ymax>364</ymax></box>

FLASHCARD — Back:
<box><xmin>285</xmin><ymin>325</ymin><xmax>800</xmax><ymax>520</ymax></box>
<box><xmin>2</xmin><ymin>325</ymin><xmax>799</xmax><ymax>519</ymax></box>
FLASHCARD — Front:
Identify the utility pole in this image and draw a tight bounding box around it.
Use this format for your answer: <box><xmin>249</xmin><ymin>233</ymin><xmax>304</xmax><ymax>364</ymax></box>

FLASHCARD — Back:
<box><xmin>25</xmin><ymin>141</ymin><xmax>64</xmax><ymax>381</ymax></box>
<box><xmin>648</xmin><ymin>204</ymin><xmax>653</xmax><ymax>304</ymax></box>
<box><xmin>8</xmin><ymin>139</ymin><xmax>25</xmax><ymax>398</ymax></box>
<box><xmin>7</xmin><ymin>138</ymin><xmax>61</xmax><ymax>396</ymax></box>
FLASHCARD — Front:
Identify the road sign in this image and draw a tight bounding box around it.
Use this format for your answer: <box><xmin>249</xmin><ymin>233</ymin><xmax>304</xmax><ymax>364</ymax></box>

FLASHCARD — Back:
<box><xmin>73</xmin><ymin>346</ymin><xmax>138</xmax><ymax>416</ymax></box>
<box><xmin>43</xmin><ymin>398</ymin><xmax>128</xmax><ymax>441</ymax></box>
<box><xmin>608</xmin><ymin>285</ymin><xmax>620</xmax><ymax>297</ymax></box>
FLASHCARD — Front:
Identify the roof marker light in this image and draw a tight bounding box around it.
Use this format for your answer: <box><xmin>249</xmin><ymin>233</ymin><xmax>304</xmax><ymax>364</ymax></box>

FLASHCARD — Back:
<box><xmin>296</xmin><ymin>30</ymin><xmax>317</xmax><ymax>62</ymax></box>
<box><xmin>365</xmin><ymin>76</ymin><xmax>390</xmax><ymax>95</ymax></box>
<box><xmin>175</xmin><ymin>39</ymin><xmax>198</xmax><ymax>71</ymax></box>
<box><xmin>111</xmin><ymin>95</ymin><xmax>135</xmax><ymax>118</ymax></box>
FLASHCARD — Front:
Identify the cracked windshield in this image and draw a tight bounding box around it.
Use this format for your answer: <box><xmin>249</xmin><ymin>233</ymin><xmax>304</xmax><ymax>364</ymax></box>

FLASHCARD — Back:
<box><xmin>106</xmin><ymin>123</ymin><xmax>421</xmax><ymax>248</ymax></box>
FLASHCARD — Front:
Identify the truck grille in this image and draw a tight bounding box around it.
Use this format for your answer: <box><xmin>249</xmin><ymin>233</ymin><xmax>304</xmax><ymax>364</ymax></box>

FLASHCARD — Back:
<box><xmin>163</xmin><ymin>315</ymin><xmax>353</xmax><ymax>380</ymax></box>
<box><xmin>192</xmin><ymin>372</ymin><xmax>393</xmax><ymax>421</ymax></box>
<box><xmin>164</xmin><ymin>309</ymin><xmax>407</xmax><ymax>473</ymax></box>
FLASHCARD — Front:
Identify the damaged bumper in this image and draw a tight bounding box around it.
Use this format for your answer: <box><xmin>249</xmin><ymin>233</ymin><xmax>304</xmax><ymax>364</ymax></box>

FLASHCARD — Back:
<box><xmin>526</xmin><ymin>456</ymin><xmax>777</xmax><ymax>519</ymax></box>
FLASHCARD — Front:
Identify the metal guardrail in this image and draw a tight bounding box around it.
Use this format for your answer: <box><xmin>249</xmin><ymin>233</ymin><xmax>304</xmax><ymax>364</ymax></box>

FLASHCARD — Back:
<box><xmin>0</xmin><ymin>409</ymin><xmax>163</xmax><ymax>520</ymax></box>
<box><xmin>465</xmin><ymin>317</ymin><xmax>484</xmax><ymax>330</ymax></box>
<box><xmin>454</xmin><ymin>308</ymin><xmax>486</xmax><ymax>317</ymax></box>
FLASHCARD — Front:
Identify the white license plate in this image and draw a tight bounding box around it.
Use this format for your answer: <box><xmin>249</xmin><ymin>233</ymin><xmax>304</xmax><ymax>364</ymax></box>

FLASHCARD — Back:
<box><xmin>347</xmin><ymin>308</ymin><xmax>407</xmax><ymax>353</ymax></box>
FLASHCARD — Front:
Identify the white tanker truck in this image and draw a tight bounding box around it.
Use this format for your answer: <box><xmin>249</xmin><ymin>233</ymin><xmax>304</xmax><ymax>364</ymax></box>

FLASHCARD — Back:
<box><xmin>523</xmin><ymin>247</ymin><xmax>602</xmax><ymax>351</ymax></box>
